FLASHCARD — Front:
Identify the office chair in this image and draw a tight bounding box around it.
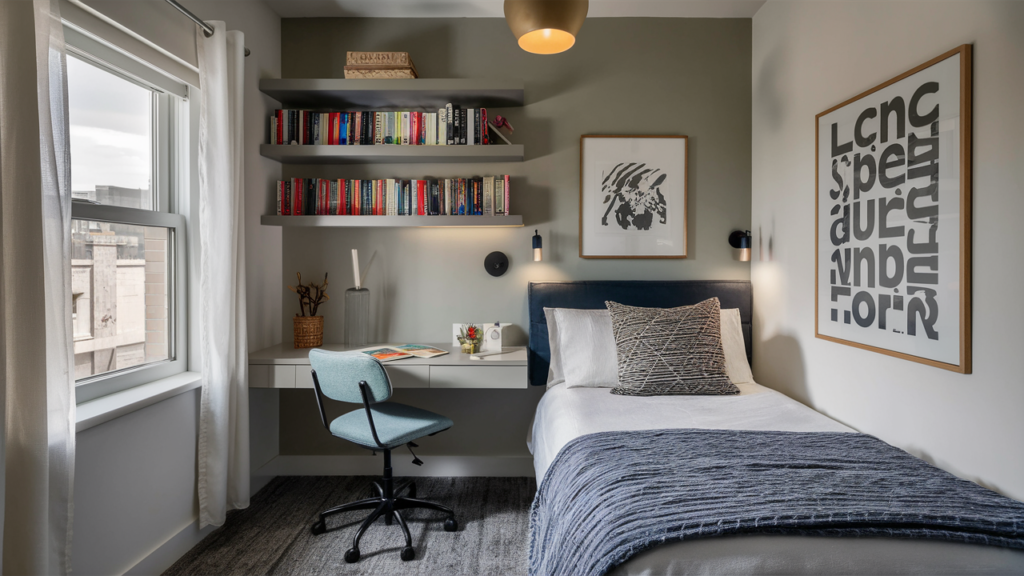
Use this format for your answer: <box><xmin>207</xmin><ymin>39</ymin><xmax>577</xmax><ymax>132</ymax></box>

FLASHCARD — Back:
<box><xmin>307</xmin><ymin>349</ymin><xmax>457</xmax><ymax>563</ymax></box>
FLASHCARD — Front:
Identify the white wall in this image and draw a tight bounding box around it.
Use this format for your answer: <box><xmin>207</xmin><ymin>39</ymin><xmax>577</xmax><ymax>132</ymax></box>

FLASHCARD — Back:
<box><xmin>752</xmin><ymin>1</ymin><xmax>1024</xmax><ymax>500</ymax></box>
<box><xmin>69</xmin><ymin>2</ymin><xmax>281</xmax><ymax>574</ymax></box>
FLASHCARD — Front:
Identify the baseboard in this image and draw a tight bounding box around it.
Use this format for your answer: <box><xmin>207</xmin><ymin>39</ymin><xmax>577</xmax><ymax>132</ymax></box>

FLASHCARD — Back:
<box><xmin>254</xmin><ymin>455</ymin><xmax>536</xmax><ymax>477</ymax></box>
<box><xmin>124</xmin><ymin>519</ymin><xmax>215</xmax><ymax>576</ymax></box>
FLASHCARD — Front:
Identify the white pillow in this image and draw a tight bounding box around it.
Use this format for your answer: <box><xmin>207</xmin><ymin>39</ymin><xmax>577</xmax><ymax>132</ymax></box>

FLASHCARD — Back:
<box><xmin>542</xmin><ymin>306</ymin><xmax>754</xmax><ymax>388</ymax></box>
<box><xmin>543</xmin><ymin>307</ymin><xmax>565</xmax><ymax>388</ymax></box>
<box><xmin>553</xmin><ymin>308</ymin><xmax>619</xmax><ymax>388</ymax></box>
<box><xmin>720</xmin><ymin>308</ymin><xmax>754</xmax><ymax>384</ymax></box>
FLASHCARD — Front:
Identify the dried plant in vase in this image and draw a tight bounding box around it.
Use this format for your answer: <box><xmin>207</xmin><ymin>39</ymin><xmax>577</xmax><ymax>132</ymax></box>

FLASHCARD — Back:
<box><xmin>289</xmin><ymin>272</ymin><xmax>329</xmax><ymax>348</ymax></box>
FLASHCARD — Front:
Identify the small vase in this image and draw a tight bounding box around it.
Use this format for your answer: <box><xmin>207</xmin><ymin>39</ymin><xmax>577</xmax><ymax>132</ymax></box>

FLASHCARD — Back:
<box><xmin>461</xmin><ymin>342</ymin><xmax>477</xmax><ymax>354</ymax></box>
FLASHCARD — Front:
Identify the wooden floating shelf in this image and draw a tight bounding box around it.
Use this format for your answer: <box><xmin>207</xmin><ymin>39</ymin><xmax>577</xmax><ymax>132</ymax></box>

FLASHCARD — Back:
<box><xmin>259</xmin><ymin>78</ymin><xmax>525</xmax><ymax>109</ymax></box>
<box><xmin>260</xmin><ymin>144</ymin><xmax>524</xmax><ymax>164</ymax></box>
<box><xmin>260</xmin><ymin>215</ymin><xmax>524</xmax><ymax>228</ymax></box>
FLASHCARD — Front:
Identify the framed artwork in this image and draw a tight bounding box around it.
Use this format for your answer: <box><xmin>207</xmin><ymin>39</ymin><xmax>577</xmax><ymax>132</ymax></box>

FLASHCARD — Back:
<box><xmin>579</xmin><ymin>135</ymin><xmax>688</xmax><ymax>258</ymax></box>
<box><xmin>815</xmin><ymin>45</ymin><xmax>972</xmax><ymax>373</ymax></box>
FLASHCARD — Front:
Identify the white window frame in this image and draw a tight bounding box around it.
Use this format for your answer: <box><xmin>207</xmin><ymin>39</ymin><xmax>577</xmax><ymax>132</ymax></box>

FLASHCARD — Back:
<box><xmin>66</xmin><ymin>24</ymin><xmax>194</xmax><ymax>404</ymax></box>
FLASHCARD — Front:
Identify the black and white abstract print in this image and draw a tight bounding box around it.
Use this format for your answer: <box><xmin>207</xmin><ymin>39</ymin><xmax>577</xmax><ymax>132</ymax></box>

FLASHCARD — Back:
<box><xmin>599</xmin><ymin>163</ymin><xmax>668</xmax><ymax>231</ymax></box>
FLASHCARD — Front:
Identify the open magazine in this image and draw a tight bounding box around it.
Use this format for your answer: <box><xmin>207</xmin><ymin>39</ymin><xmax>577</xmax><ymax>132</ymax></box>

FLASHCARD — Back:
<box><xmin>361</xmin><ymin>344</ymin><xmax>450</xmax><ymax>363</ymax></box>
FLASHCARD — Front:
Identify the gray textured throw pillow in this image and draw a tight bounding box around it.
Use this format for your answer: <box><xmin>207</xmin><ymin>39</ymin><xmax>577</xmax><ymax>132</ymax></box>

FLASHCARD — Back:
<box><xmin>606</xmin><ymin>298</ymin><xmax>739</xmax><ymax>396</ymax></box>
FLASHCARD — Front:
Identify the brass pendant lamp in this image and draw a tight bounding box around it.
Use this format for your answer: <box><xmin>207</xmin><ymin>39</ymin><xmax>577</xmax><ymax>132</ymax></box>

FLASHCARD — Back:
<box><xmin>504</xmin><ymin>0</ymin><xmax>589</xmax><ymax>55</ymax></box>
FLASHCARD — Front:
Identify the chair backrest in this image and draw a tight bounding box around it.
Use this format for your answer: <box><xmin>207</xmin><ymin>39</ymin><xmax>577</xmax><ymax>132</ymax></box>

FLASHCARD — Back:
<box><xmin>308</xmin><ymin>349</ymin><xmax>392</xmax><ymax>404</ymax></box>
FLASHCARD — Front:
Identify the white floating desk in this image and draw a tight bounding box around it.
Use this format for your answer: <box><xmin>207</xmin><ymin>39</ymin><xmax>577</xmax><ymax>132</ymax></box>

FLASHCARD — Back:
<box><xmin>248</xmin><ymin>343</ymin><xmax>528</xmax><ymax>390</ymax></box>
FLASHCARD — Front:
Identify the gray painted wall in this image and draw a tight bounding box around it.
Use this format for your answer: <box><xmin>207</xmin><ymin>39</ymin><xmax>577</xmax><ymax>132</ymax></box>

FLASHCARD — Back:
<box><xmin>752</xmin><ymin>1</ymin><xmax>1024</xmax><ymax>500</ymax></box>
<box><xmin>278</xmin><ymin>17</ymin><xmax>752</xmax><ymax>456</ymax></box>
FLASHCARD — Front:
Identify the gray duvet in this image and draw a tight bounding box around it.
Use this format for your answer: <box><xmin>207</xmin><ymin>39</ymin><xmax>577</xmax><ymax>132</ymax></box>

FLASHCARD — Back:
<box><xmin>528</xmin><ymin>429</ymin><xmax>1024</xmax><ymax>576</ymax></box>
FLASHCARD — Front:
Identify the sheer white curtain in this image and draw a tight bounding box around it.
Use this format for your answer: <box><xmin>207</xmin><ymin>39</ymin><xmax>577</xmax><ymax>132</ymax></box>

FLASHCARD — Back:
<box><xmin>0</xmin><ymin>0</ymin><xmax>76</xmax><ymax>574</ymax></box>
<box><xmin>196</xmin><ymin>20</ymin><xmax>249</xmax><ymax>528</ymax></box>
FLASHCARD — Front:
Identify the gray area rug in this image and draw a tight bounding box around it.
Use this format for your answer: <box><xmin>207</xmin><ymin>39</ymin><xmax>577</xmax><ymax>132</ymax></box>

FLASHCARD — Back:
<box><xmin>164</xmin><ymin>476</ymin><xmax>536</xmax><ymax>576</ymax></box>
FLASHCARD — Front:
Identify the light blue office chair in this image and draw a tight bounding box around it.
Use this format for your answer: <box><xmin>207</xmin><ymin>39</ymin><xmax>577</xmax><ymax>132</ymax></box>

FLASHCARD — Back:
<box><xmin>307</xmin><ymin>349</ymin><xmax>457</xmax><ymax>563</ymax></box>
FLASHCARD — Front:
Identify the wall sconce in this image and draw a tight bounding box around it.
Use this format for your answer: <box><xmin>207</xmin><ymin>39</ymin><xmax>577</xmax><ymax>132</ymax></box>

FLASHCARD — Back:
<box><xmin>484</xmin><ymin>251</ymin><xmax>510</xmax><ymax>277</ymax></box>
<box><xmin>729</xmin><ymin>230</ymin><xmax>751</xmax><ymax>262</ymax></box>
<box><xmin>504</xmin><ymin>0</ymin><xmax>589</xmax><ymax>55</ymax></box>
<box><xmin>532</xmin><ymin>230</ymin><xmax>543</xmax><ymax>262</ymax></box>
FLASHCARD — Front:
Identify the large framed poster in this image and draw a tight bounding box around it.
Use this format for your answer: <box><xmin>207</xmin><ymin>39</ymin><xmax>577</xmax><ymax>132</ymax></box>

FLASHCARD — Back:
<box><xmin>579</xmin><ymin>135</ymin><xmax>688</xmax><ymax>259</ymax></box>
<box><xmin>815</xmin><ymin>45</ymin><xmax>972</xmax><ymax>373</ymax></box>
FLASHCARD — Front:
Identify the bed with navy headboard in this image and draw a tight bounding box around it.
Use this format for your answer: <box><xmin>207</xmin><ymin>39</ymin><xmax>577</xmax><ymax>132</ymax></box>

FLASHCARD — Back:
<box><xmin>527</xmin><ymin>280</ymin><xmax>752</xmax><ymax>386</ymax></box>
<box><xmin>525</xmin><ymin>280</ymin><xmax>1024</xmax><ymax>576</ymax></box>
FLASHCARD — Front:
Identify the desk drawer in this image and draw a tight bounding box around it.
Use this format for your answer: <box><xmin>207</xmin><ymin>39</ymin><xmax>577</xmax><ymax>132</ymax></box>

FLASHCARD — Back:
<box><xmin>386</xmin><ymin>365</ymin><xmax>430</xmax><ymax>389</ymax></box>
<box><xmin>430</xmin><ymin>366</ymin><xmax>526</xmax><ymax>389</ymax></box>
<box><xmin>246</xmin><ymin>364</ymin><xmax>298</xmax><ymax>388</ymax></box>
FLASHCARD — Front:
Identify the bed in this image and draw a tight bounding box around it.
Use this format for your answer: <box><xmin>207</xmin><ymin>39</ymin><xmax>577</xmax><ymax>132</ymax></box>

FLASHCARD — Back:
<box><xmin>526</xmin><ymin>281</ymin><xmax>1024</xmax><ymax>576</ymax></box>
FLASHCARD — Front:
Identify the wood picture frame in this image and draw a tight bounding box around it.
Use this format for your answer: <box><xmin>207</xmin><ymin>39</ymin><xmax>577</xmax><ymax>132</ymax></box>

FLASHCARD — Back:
<box><xmin>815</xmin><ymin>44</ymin><xmax>972</xmax><ymax>373</ymax></box>
<box><xmin>579</xmin><ymin>135</ymin><xmax>688</xmax><ymax>259</ymax></box>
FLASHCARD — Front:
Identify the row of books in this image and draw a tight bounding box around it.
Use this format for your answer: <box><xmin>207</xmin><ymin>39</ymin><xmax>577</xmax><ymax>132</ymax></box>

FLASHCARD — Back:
<box><xmin>274</xmin><ymin>176</ymin><xmax>511</xmax><ymax>217</ymax></box>
<box><xmin>269</xmin><ymin>106</ymin><xmax>493</xmax><ymax>147</ymax></box>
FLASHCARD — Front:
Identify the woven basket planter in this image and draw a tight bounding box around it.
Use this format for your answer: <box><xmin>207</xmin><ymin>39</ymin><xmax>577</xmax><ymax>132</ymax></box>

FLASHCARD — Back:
<box><xmin>293</xmin><ymin>316</ymin><xmax>324</xmax><ymax>349</ymax></box>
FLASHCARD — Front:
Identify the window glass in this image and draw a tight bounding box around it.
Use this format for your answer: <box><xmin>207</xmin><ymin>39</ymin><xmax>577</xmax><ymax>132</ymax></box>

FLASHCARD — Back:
<box><xmin>67</xmin><ymin>55</ymin><xmax>154</xmax><ymax>210</ymax></box>
<box><xmin>72</xmin><ymin>221</ymin><xmax>171</xmax><ymax>380</ymax></box>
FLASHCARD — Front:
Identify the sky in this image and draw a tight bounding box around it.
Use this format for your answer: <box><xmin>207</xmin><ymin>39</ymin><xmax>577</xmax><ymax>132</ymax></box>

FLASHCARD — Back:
<box><xmin>67</xmin><ymin>55</ymin><xmax>152</xmax><ymax>193</ymax></box>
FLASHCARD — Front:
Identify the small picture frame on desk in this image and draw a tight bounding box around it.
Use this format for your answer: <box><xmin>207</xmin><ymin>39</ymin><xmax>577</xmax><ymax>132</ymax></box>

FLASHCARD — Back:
<box><xmin>452</xmin><ymin>322</ymin><xmax>510</xmax><ymax>352</ymax></box>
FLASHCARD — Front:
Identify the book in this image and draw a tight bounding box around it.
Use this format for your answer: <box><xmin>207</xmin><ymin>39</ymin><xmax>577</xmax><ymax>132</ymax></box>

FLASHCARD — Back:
<box><xmin>466</xmin><ymin>109</ymin><xmax>474</xmax><ymax>146</ymax></box>
<box><xmin>361</xmin><ymin>344</ymin><xmax>449</xmax><ymax>362</ymax></box>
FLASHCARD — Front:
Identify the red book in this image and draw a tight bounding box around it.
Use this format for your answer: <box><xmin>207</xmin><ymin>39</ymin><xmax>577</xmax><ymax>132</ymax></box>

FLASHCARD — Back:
<box><xmin>416</xmin><ymin>180</ymin><xmax>426</xmax><ymax>215</ymax></box>
<box><xmin>377</xmin><ymin>180</ymin><xmax>384</xmax><ymax>215</ymax></box>
<box><xmin>481</xmin><ymin>108</ymin><xmax>488</xmax><ymax>145</ymax></box>
<box><xmin>410</xmin><ymin>113</ymin><xmax>419</xmax><ymax>146</ymax></box>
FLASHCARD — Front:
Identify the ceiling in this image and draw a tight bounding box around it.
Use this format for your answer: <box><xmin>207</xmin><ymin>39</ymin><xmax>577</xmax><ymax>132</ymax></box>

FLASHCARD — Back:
<box><xmin>263</xmin><ymin>0</ymin><xmax>766</xmax><ymax>19</ymax></box>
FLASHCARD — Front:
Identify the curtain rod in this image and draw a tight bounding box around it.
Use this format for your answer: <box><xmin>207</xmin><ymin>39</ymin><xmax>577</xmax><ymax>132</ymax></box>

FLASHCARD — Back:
<box><xmin>163</xmin><ymin>0</ymin><xmax>251</xmax><ymax>57</ymax></box>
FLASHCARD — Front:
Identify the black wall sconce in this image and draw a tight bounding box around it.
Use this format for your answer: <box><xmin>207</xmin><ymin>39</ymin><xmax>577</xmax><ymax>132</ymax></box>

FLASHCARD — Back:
<box><xmin>484</xmin><ymin>251</ymin><xmax>509</xmax><ymax>277</ymax></box>
<box><xmin>532</xmin><ymin>230</ymin><xmax>543</xmax><ymax>262</ymax></box>
<box><xmin>729</xmin><ymin>230</ymin><xmax>751</xmax><ymax>262</ymax></box>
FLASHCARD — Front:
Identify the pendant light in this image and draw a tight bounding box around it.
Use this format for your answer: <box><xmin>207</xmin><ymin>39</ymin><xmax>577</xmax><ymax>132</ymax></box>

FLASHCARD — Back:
<box><xmin>504</xmin><ymin>0</ymin><xmax>589</xmax><ymax>55</ymax></box>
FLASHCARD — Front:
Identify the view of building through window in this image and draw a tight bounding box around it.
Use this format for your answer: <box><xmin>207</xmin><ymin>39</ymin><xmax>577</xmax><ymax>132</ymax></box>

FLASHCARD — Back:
<box><xmin>71</xmin><ymin>222</ymin><xmax>170</xmax><ymax>379</ymax></box>
<box><xmin>68</xmin><ymin>55</ymin><xmax>170</xmax><ymax>380</ymax></box>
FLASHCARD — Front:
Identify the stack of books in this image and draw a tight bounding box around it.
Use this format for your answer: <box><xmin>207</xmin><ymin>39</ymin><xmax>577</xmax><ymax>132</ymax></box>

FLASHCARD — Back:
<box><xmin>275</xmin><ymin>176</ymin><xmax>511</xmax><ymax>217</ymax></box>
<box><xmin>269</xmin><ymin>106</ymin><xmax>493</xmax><ymax>146</ymax></box>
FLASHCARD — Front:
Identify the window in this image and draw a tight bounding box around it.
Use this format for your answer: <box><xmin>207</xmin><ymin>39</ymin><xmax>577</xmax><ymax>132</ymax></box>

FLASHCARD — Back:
<box><xmin>67</xmin><ymin>33</ymin><xmax>191</xmax><ymax>404</ymax></box>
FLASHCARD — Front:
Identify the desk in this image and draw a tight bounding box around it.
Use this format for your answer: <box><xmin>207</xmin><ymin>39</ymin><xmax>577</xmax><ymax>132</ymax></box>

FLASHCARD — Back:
<box><xmin>248</xmin><ymin>343</ymin><xmax>528</xmax><ymax>390</ymax></box>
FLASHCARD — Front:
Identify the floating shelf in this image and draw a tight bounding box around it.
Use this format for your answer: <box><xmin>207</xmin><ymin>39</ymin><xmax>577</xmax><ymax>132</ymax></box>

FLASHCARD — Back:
<box><xmin>261</xmin><ymin>215</ymin><xmax>524</xmax><ymax>228</ymax></box>
<box><xmin>259</xmin><ymin>78</ymin><xmax>525</xmax><ymax>110</ymax></box>
<box><xmin>260</xmin><ymin>144</ymin><xmax>524</xmax><ymax>165</ymax></box>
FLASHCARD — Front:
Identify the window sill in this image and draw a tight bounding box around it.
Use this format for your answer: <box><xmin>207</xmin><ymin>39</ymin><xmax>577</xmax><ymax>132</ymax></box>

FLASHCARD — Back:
<box><xmin>76</xmin><ymin>371</ymin><xmax>202</xmax><ymax>433</ymax></box>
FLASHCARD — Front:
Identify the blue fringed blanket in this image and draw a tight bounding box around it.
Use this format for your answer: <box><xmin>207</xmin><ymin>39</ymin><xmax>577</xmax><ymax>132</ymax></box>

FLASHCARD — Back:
<box><xmin>528</xmin><ymin>429</ymin><xmax>1024</xmax><ymax>576</ymax></box>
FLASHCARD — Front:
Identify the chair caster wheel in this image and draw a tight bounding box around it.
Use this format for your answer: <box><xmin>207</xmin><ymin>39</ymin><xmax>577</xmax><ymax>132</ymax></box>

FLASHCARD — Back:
<box><xmin>310</xmin><ymin>519</ymin><xmax>326</xmax><ymax>535</ymax></box>
<box><xmin>444</xmin><ymin>517</ymin><xmax>458</xmax><ymax>532</ymax></box>
<box><xmin>407</xmin><ymin>483</ymin><xmax>417</xmax><ymax>499</ymax></box>
<box><xmin>385</xmin><ymin>513</ymin><xmax>393</xmax><ymax>526</ymax></box>
<box><xmin>401</xmin><ymin>546</ymin><xmax>415</xmax><ymax>561</ymax></box>
<box><xmin>344</xmin><ymin>548</ymin><xmax>360</xmax><ymax>563</ymax></box>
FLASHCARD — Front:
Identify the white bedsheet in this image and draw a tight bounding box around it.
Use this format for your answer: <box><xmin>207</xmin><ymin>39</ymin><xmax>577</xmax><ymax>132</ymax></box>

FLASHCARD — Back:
<box><xmin>530</xmin><ymin>381</ymin><xmax>853</xmax><ymax>481</ymax></box>
<box><xmin>528</xmin><ymin>382</ymin><xmax>1024</xmax><ymax>575</ymax></box>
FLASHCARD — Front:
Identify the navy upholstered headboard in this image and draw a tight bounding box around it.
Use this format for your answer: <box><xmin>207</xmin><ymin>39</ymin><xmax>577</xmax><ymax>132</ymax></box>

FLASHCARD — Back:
<box><xmin>528</xmin><ymin>281</ymin><xmax>753</xmax><ymax>386</ymax></box>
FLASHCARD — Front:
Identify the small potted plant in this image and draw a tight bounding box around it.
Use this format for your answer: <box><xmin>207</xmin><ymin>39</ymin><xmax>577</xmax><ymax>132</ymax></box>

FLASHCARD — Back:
<box><xmin>457</xmin><ymin>324</ymin><xmax>483</xmax><ymax>354</ymax></box>
<box><xmin>289</xmin><ymin>272</ymin><xmax>329</xmax><ymax>348</ymax></box>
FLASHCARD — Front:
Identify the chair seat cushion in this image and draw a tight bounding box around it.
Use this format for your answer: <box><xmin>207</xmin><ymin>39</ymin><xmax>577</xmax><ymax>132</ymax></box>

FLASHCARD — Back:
<box><xmin>330</xmin><ymin>402</ymin><xmax>453</xmax><ymax>449</ymax></box>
